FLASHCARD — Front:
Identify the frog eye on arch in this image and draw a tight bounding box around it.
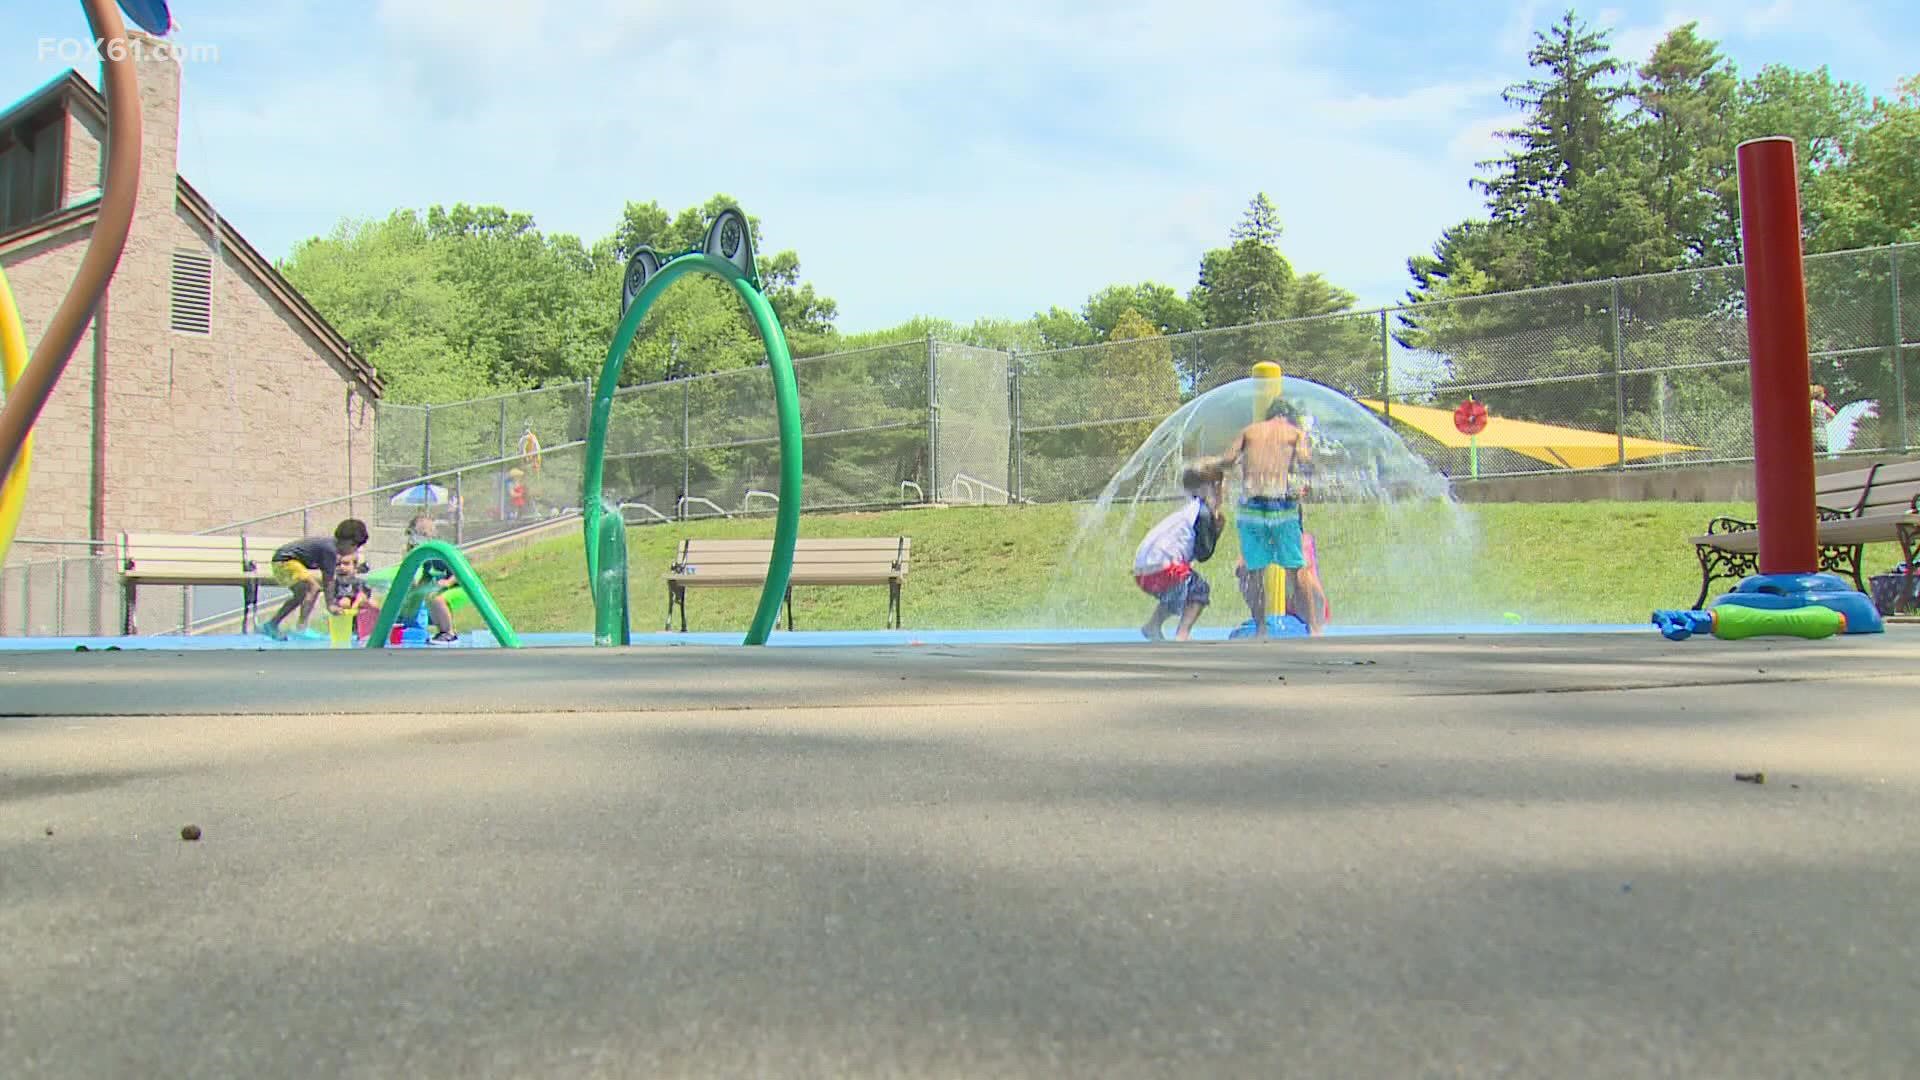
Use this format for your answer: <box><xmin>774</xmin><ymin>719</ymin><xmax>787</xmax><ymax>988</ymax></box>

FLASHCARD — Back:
<box><xmin>621</xmin><ymin>247</ymin><xmax>662</xmax><ymax>316</ymax></box>
<box><xmin>703</xmin><ymin>208</ymin><xmax>756</xmax><ymax>281</ymax></box>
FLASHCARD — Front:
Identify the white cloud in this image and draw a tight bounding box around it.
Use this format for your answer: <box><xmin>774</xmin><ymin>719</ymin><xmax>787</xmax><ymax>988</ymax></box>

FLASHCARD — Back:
<box><xmin>1742</xmin><ymin>0</ymin><xmax>1795</xmax><ymax>31</ymax></box>
<box><xmin>13</xmin><ymin>0</ymin><xmax>1525</xmax><ymax>330</ymax></box>
<box><xmin>1497</xmin><ymin>0</ymin><xmax>1545</xmax><ymax>58</ymax></box>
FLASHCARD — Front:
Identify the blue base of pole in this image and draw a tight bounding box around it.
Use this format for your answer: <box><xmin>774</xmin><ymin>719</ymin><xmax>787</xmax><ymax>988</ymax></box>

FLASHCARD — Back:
<box><xmin>1710</xmin><ymin>571</ymin><xmax>1885</xmax><ymax>634</ymax></box>
<box><xmin>1227</xmin><ymin>614</ymin><xmax>1311</xmax><ymax>640</ymax></box>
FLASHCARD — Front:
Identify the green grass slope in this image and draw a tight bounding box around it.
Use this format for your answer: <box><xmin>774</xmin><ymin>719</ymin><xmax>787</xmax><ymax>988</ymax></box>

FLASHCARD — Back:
<box><xmin>462</xmin><ymin>502</ymin><xmax>1906</xmax><ymax>634</ymax></box>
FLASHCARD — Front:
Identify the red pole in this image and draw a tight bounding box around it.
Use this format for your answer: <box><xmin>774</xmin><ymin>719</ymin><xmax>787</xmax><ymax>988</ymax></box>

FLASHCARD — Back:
<box><xmin>1736</xmin><ymin>137</ymin><xmax>1818</xmax><ymax>576</ymax></box>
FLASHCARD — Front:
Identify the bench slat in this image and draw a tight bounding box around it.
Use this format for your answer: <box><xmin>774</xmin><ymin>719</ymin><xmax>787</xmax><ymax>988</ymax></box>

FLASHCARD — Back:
<box><xmin>1858</xmin><ymin>480</ymin><xmax>1920</xmax><ymax>512</ymax></box>
<box><xmin>124</xmin><ymin>567</ymin><xmax>276</xmax><ymax>583</ymax></box>
<box><xmin>123</xmin><ymin>534</ymin><xmax>247</xmax><ymax>549</ymax></box>
<box><xmin>675</xmin><ymin>550</ymin><xmax>908</xmax><ymax>567</ymax></box>
<box><xmin>673</xmin><ymin>536</ymin><xmax>910</xmax><ymax>579</ymax></box>
<box><xmin>1815</xmin><ymin>467</ymin><xmax>1877</xmax><ymax>496</ymax></box>
<box><xmin>668</xmin><ymin>571</ymin><xmax>906</xmax><ymax>587</ymax></box>
<box><xmin>1692</xmin><ymin>510</ymin><xmax>1919</xmax><ymax>553</ymax></box>
<box><xmin>666</xmin><ymin>535</ymin><xmax>911</xmax><ymax>630</ymax></box>
<box><xmin>1809</xmin><ymin>511</ymin><xmax>1920</xmax><ymax>545</ymax></box>
<box><xmin>1860</xmin><ymin>461</ymin><xmax>1920</xmax><ymax>485</ymax></box>
<box><xmin>679</xmin><ymin>539</ymin><xmax>909</xmax><ymax>553</ymax></box>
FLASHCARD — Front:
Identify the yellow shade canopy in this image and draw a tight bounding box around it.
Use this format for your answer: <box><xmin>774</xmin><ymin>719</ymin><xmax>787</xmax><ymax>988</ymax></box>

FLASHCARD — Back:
<box><xmin>1353</xmin><ymin>399</ymin><xmax>1701</xmax><ymax>470</ymax></box>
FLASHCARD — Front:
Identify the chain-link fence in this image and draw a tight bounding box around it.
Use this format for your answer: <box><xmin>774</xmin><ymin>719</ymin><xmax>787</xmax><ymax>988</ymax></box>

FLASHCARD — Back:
<box><xmin>375</xmin><ymin>383</ymin><xmax>594</xmax><ymax>488</ymax></box>
<box><xmin>1013</xmin><ymin>243</ymin><xmax>1919</xmax><ymax>499</ymax></box>
<box><xmin>10</xmin><ymin>243</ymin><xmax>1917</xmax><ymax>636</ymax></box>
<box><xmin>933</xmin><ymin>342</ymin><xmax>1013</xmax><ymax>505</ymax></box>
<box><xmin>367</xmin><ymin>243</ymin><xmax>1918</xmax><ymax>507</ymax></box>
<box><xmin>0</xmin><ymin>553</ymin><xmax>116</xmax><ymax>637</ymax></box>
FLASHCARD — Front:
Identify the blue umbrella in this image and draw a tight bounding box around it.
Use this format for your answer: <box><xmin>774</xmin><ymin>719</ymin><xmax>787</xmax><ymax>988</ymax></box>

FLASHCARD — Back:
<box><xmin>389</xmin><ymin>483</ymin><xmax>450</xmax><ymax>507</ymax></box>
<box><xmin>117</xmin><ymin>0</ymin><xmax>172</xmax><ymax>35</ymax></box>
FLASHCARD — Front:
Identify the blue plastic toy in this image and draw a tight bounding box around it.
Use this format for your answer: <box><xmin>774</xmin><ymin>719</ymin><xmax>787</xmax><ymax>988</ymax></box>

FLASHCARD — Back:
<box><xmin>1227</xmin><ymin>613</ymin><xmax>1310</xmax><ymax>639</ymax></box>
<box><xmin>1711</xmin><ymin>570</ymin><xmax>1883</xmax><ymax>634</ymax></box>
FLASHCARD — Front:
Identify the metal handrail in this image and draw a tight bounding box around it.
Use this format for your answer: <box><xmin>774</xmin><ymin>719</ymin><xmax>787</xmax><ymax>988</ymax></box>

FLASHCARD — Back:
<box><xmin>742</xmin><ymin>490</ymin><xmax>779</xmax><ymax>513</ymax></box>
<box><xmin>952</xmin><ymin>472</ymin><xmax>1016</xmax><ymax>505</ymax></box>
<box><xmin>10</xmin><ymin>537</ymin><xmax>112</xmax><ymax>550</ymax></box>
<box><xmin>406</xmin><ymin>382</ymin><xmax>591</xmax><ymax>410</ymax></box>
<box><xmin>619</xmin><ymin>502</ymin><xmax>671</xmax><ymax>524</ymax></box>
<box><xmin>676</xmin><ymin>496</ymin><xmax>730</xmax><ymax>519</ymax></box>
<box><xmin>899</xmin><ymin>481</ymin><xmax>925</xmax><ymax>503</ymax></box>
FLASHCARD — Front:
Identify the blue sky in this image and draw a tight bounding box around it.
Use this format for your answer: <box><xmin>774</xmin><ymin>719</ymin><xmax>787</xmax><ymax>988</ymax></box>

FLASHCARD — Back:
<box><xmin>4</xmin><ymin>0</ymin><xmax>1916</xmax><ymax>332</ymax></box>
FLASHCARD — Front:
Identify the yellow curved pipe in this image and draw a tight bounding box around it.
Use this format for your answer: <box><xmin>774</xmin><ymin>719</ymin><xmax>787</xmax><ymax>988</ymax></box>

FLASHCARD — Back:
<box><xmin>0</xmin><ymin>265</ymin><xmax>32</xmax><ymax>568</ymax></box>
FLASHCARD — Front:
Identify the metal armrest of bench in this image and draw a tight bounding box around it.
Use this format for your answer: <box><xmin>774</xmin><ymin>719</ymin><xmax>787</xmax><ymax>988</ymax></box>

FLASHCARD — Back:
<box><xmin>1689</xmin><ymin>507</ymin><xmax>1866</xmax><ymax>609</ymax></box>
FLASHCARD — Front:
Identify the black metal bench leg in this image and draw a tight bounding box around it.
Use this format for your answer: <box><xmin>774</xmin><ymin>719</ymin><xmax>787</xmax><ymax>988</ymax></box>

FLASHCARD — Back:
<box><xmin>678</xmin><ymin>585</ymin><xmax>688</xmax><ymax>633</ymax></box>
<box><xmin>785</xmin><ymin>586</ymin><xmax>794</xmax><ymax>632</ymax></box>
<box><xmin>1692</xmin><ymin>551</ymin><xmax>1714</xmax><ymax>610</ymax></box>
<box><xmin>123</xmin><ymin>583</ymin><xmax>135</xmax><ymax>636</ymax></box>
<box><xmin>890</xmin><ymin>582</ymin><xmax>901</xmax><ymax>629</ymax></box>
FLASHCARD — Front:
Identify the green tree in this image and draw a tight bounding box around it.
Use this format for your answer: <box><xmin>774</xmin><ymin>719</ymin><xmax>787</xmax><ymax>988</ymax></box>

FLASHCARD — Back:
<box><xmin>1478</xmin><ymin>10</ymin><xmax>1628</xmax><ymax>221</ymax></box>
<box><xmin>1183</xmin><ymin>193</ymin><xmax>1367</xmax><ymax>391</ymax></box>
<box><xmin>1711</xmin><ymin>64</ymin><xmax>1872</xmax><ymax>258</ymax></box>
<box><xmin>1810</xmin><ymin>76</ymin><xmax>1920</xmax><ymax>250</ymax></box>
<box><xmin>1632</xmin><ymin>22</ymin><xmax>1736</xmax><ymax>261</ymax></box>
<box><xmin>1101</xmin><ymin>308</ymin><xmax>1183</xmax><ymax>407</ymax></box>
<box><xmin>1190</xmin><ymin>193</ymin><xmax>1296</xmax><ymax>328</ymax></box>
<box><xmin>605</xmin><ymin>194</ymin><xmax>840</xmax><ymax>365</ymax></box>
<box><xmin>424</xmin><ymin>203</ymin><xmax>602</xmax><ymax>387</ymax></box>
<box><xmin>1083</xmin><ymin>283</ymin><xmax>1202</xmax><ymax>339</ymax></box>
<box><xmin>1031</xmin><ymin>306</ymin><xmax>1100</xmax><ymax>350</ymax></box>
<box><xmin>280</xmin><ymin>211</ymin><xmax>500</xmax><ymax>405</ymax></box>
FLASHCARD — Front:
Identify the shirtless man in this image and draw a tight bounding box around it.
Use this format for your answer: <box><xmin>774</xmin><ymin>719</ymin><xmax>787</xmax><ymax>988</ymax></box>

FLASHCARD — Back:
<box><xmin>1221</xmin><ymin>399</ymin><xmax>1327</xmax><ymax>638</ymax></box>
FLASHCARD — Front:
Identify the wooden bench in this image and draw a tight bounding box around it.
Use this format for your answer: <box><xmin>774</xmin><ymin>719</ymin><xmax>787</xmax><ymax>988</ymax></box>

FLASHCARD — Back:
<box><xmin>119</xmin><ymin>533</ymin><xmax>297</xmax><ymax>635</ymax></box>
<box><xmin>665</xmin><ymin>537</ymin><xmax>911</xmax><ymax>631</ymax></box>
<box><xmin>1689</xmin><ymin>461</ymin><xmax>1920</xmax><ymax>609</ymax></box>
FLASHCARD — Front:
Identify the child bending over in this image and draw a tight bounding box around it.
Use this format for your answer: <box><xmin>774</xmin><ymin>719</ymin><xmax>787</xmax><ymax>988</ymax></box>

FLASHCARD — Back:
<box><xmin>1132</xmin><ymin>459</ymin><xmax>1227</xmax><ymax>641</ymax></box>
<box><xmin>263</xmin><ymin>518</ymin><xmax>369</xmax><ymax>640</ymax></box>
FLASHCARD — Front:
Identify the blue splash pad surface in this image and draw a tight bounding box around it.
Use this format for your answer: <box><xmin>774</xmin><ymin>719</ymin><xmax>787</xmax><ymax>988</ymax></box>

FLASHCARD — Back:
<box><xmin>0</xmin><ymin>624</ymin><xmax>1646</xmax><ymax>652</ymax></box>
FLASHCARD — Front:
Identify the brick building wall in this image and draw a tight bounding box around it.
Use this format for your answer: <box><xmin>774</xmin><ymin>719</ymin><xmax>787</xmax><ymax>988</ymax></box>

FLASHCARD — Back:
<box><xmin>1</xmin><ymin>34</ymin><xmax>378</xmax><ymax>568</ymax></box>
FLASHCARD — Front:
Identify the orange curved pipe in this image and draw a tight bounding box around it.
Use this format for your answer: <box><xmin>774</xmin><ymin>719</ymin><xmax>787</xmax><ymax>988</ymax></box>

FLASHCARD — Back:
<box><xmin>0</xmin><ymin>0</ymin><xmax>143</xmax><ymax>493</ymax></box>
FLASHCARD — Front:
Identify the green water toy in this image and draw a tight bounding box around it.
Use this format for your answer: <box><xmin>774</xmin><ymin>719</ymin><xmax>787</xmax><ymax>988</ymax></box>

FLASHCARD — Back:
<box><xmin>366</xmin><ymin>539</ymin><xmax>520</xmax><ymax>648</ymax></box>
<box><xmin>582</xmin><ymin>207</ymin><xmax>802</xmax><ymax>646</ymax></box>
<box><xmin>1651</xmin><ymin>604</ymin><xmax>1845</xmax><ymax>641</ymax></box>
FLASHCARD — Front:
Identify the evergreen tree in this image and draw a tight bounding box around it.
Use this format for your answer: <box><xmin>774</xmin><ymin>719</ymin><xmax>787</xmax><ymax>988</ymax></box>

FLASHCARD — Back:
<box><xmin>1477</xmin><ymin>10</ymin><xmax>1628</xmax><ymax>220</ymax></box>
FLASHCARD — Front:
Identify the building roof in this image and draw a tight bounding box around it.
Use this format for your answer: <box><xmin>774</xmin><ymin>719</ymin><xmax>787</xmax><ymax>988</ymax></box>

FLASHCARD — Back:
<box><xmin>0</xmin><ymin>71</ymin><xmax>80</xmax><ymax>143</ymax></box>
<box><xmin>0</xmin><ymin>71</ymin><xmax>383</xmax><ymax>399</ymax></box>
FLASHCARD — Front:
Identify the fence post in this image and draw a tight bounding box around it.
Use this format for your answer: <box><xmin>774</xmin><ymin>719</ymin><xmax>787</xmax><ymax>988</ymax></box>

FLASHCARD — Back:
<box><xmin>454</xmin><ymin>470</ymin><xmax>465</xmax><ymax>545</ymax></box>
<box><xmin>55</xmin><ymin>558</ymin><xmax>66</xmax><ymax>636</ymax></box>
<box><xmin>421</xmin><ymin>403</ymin><xmax>433</xmax><ymax>478</ymax></box>
<box><xmin>926</xmin><ymin>335</ymin><xmax>940</xmax><ymax>502</ymax></box>
<box><xmin>1377</xmin><ymin>308</ymin><xmax>1391</xmax><ymax>413</ymax></box>
<box><xmin>1009</xmin><ymin>350</ymin><xmax>1023</xmax><ymax>506</ymax></box>
<box><xmin>1893</xmin><ymin>245</ymin><xmax>1907</xmax><ymax>453</ymax></box>
<box><xmin>498</xmin><ymin>397</ymin><xmax>509</xmax><ymax>472</ymax></box>
<box><xmin>1611</xmin><ymin>278</ymin><xmax>1627</xmax><ymax>469</ymax></box>
<box><xmin>90</xmin><ymin>554</ymin><xmax>102</xmax><ymax>635</ymax></box>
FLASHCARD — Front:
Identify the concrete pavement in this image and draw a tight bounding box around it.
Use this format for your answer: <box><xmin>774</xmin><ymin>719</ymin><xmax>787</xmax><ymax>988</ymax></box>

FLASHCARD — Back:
<box><xmin>4</xmin><ymin>632</ymin><xmax>1919</xmax><ymax>1076</ymax></box>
